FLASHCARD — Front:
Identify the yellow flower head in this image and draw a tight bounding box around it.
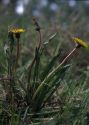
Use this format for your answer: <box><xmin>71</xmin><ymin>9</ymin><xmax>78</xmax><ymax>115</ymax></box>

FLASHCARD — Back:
<box><xmin>72</xmin><ymin>37</ymin><xmax>88</xmax><ymax>48</ymax></box>
<box><xmin>9</xmin><ymin>28</ymin><xmax>26</xmax><ymax>34</ymax></box>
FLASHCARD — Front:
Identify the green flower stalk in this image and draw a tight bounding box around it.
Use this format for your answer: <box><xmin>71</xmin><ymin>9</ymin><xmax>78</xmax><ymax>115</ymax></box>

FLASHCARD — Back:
<box><xmin>7</xmin><ymin>32</ymin><xmax>15</xmax><ymax>77</ymax></box>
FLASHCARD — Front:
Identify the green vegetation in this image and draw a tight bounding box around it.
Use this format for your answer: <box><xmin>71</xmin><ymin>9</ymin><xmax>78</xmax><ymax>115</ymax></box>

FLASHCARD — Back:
<box><xmin>0</xmin><ymin>17</ymin><xmax>89</xmax><ymax>125</ymax></box>
<box><xmin>0</xmin><ymin>1</ymin><xmax>89</xmax><ymax>125</ymax></box>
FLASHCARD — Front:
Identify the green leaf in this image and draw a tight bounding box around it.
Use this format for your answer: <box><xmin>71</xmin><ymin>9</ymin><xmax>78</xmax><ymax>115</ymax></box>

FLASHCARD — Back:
<box><xmin>32</xmin><ymin>65</ymin><xmax>70</xmax><ymax>111</ymax></box>
<box><xmin>41</xmin><ymin>53</ymin><xmax>61</xmax><ymax>81</ymax></box>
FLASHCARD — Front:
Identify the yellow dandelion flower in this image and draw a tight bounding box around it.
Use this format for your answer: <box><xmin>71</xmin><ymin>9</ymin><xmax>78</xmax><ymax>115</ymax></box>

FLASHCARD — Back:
<box><xmin>9</xmin><ymin>28</ymin><xmax>26</xmax><ymax>33</ymax></box>
<box><xmin>72</xmin><ymin>37</ymin><xmax>88</xmax><ymax>48</ymax></box>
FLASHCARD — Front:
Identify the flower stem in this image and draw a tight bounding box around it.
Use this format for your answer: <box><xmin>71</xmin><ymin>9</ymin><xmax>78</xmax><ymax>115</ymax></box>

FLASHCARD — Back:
<box><xmin>15</xmin><ymin>38</ymin><xmax>20</xmax><ymax>68</ymax></box>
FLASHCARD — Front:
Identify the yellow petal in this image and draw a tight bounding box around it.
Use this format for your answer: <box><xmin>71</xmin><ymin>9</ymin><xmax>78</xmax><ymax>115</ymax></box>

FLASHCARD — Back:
<box><xmin>9</xmin><ymin>28</ymin><xmax>26</xmax><ymax>33</ymax></box>
<box><xmin>72</xmin><ymin>37</ymin><xmax>88</xmax><ymax>48</ymax></box>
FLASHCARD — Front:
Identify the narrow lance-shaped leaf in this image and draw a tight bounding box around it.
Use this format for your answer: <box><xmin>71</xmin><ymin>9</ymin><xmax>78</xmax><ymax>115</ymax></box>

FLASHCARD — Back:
<box><xmin>32</xmin><ymin>65</ymin><xmax>70</xmax><ymax>111</ymax></box>
<box><xmin>41</xmin><ymin>52</ymin><xmax>61</xmax><ymax>81</ymax></box>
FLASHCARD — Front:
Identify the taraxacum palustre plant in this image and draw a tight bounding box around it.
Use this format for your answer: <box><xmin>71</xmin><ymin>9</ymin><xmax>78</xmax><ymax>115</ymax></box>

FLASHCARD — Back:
<box><xmin>0</xmin><ymin>19</ymin><xmax>89</xmax><ymax>125</ymax></box>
